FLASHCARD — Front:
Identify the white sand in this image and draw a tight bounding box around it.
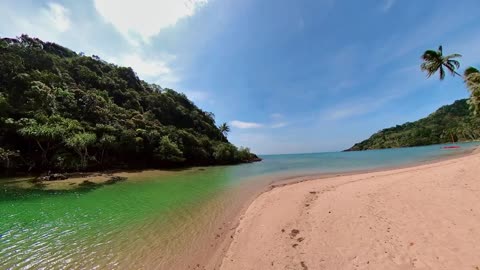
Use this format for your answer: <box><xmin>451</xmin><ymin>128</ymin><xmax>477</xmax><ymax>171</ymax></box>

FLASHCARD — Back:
<box><xmin>220</xmin><ymin>150</ymin><xmax>480</xmax><ymax>270</ymax></box>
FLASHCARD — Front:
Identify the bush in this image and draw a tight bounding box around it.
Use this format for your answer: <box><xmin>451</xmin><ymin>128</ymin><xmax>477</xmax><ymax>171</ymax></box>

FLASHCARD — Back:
<box><xmin>213</xmin><ymin>143</ymin><xmax>238</xmax><ymax>164</ymax></box>
<box><xmin>155</xmin><ymin>136</ymin><xmax>185</xmax><ymax>163</ymax></box>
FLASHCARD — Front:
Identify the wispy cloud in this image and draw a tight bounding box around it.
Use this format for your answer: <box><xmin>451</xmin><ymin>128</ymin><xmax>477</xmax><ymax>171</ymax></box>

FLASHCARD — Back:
<box><xmin>271</xmin><ymin>122</ymin><xmax>288</xmax><ymax>128</ymax></box>
<box><xmin>328</xmin><ymin>80</ymin><xmax>356</xmax><ymax>94</ymax></box>
<box><xmin>369</xmin><ymin>5</ymin><xmax>478</xmax><ymax>72</ymax></box>
<box><xmin>110</xmin><ymin>53</ymin><xmax>179</xmax><ymax>85</ymax></box>
<box><xmin>449</xmin><ymin>31</ymin><xmax>480</xmax><ymax>68</ymax></box>
<box><xmin>323</xmin><ymin>97</ymin><xmax>392</xmax><ymax>120</ymax></box>
<box><xmin>230</xmin><ymin>114</ymin><xmax>289</xmax><ymax>129</ymax></box>
<box><xmin>381</xmin><ymin>0</ymin><xmax>396</xmax><ymax>12</ymax></box>
<box><xmin>41</xmin><ymin>3</ymin><xmax>70</xmax><ymax>32</ymax></box>
<box><xmin>230</xmin><ymin>120</ymin><xmax>264</xmax><ymax>129</ymax></box>
<box><xmin>94</xmin><ymin>0</ymin><xmax>208</xmax><ymax>45</ymax></box>
<box><xmin>322</xmin><ymin>62</ymin><xmax>432</xmax><ymax>121</ymax></box>
<box><xmin>269</xmin><ymin>113</ymin><xmax>288</xmax><ymax>128</ymax></box>
<box><xmin>270</xmin><ymin>113</ymin><xmax>283</xmax><ymax>119</ymax></box>
<box><xmin>182</xmin><ymin>90</ymin><xmax>213</xmax><ymax>104</ymax></box>
<box><xmin>0</xmin><ymin>2</ymin><xmax>72</xmax><ymax>42</ymax></box>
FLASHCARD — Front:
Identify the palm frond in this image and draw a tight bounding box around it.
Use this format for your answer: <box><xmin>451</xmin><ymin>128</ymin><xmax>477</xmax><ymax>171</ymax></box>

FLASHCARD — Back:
<box><xmin>445</xmin><ymin>53</ymin><xmax>462</xmax><ymax>60</ymax></box>
<box><xmin>421</xmin><ymin>61</ymin><xmax>440</xmax><ymax>77</ymax></box>
<box><xmin>447</xmin><ymin>59</ymin><xmax>460</xmax><ymax>69</ymax></box>
<box><xmin>443</xmin><ymin>62</ymin><xmax>457</xmax><ymax>76</ymax></box>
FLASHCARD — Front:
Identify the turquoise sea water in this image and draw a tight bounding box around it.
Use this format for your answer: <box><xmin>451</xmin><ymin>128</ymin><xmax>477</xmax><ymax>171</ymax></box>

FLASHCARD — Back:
<box><xmin>0</xmin><ymin>142</ymin><xmax>478</xmax><ymax>269</ymax></box>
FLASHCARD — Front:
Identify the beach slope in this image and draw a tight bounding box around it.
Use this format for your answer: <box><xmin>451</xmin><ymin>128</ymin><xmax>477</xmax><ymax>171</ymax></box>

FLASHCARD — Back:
<box><xmin>220</xmin><ymin>151</ymin><xmax>480</xmax><ymax>269</ymax></box>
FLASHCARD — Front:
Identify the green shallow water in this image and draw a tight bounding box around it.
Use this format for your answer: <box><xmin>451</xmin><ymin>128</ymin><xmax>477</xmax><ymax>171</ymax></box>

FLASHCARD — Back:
<box><xmin>1</xmin><ymin>142</ymin><xmax>479</xmax><ymax>269</ymax></box>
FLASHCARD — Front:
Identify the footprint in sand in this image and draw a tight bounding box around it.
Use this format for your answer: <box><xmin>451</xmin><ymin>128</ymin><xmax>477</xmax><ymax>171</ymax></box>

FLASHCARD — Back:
<box><xmin>290</xmin><ymin>229</ymin><xmax>300</xmax><ymax>238</ymax></box>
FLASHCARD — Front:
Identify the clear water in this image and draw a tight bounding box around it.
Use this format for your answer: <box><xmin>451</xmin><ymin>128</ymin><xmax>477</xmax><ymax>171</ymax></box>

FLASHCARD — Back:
<box><xmin>0</xmin><ymin>142</ymin><xmax>478</xmax><ymax>269</ymax></box>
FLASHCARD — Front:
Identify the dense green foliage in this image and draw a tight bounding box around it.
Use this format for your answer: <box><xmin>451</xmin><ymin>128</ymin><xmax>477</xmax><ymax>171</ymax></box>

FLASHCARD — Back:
<box><xmin>465</xmin><ymin>67</ymin><xmax>480</xmax><ymax>115</ymax></box>
<box><xmin>347</xmin><ymin>99</ymin><xmax>480</xmax><ymax>151</ymax></box>
<box><xmin>0</xmin><ymin>35</ymin><xmax>258</xmax><ymax>172</ymax></box>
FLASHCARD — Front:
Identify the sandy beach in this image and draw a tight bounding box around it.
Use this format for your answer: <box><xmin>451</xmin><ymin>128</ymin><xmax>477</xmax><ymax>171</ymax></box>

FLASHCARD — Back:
<box><xmin>219</xmin><ymin>149</ymin><xmax>480</xmax><ymax>270</ymax></box>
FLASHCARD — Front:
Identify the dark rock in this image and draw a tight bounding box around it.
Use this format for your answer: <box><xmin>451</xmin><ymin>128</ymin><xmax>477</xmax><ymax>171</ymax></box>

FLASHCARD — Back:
<box><xmin>51</xmin><ymin>173</ymin><xmax>68</xmax><ymax>180</ymax></box>
<box><xmin>79</xmin><ymin>180</ymin><xmax>96</xmax><ymax>187</ymax></box>
<box><xmin>36</xmin><ymin>173</ymin><xmax>68</xmax><ymax>182</ymax></box>
<box><xmin>104</xmin><ymin>176</ymin><xmax>127</xmax><ymax>185</ymax></box>
<box><xmin>37</xmin><ymin>175</ymin><xmax>51</xmax><ymax>181</ymax></box>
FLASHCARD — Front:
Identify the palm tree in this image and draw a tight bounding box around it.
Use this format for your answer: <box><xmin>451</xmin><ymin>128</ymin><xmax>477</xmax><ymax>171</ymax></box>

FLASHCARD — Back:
<box><xmin>464</xmin><ymin>67</ymin><xmax>480</xmax><ymax>114</ymax></box>
<box><xmin>219</xmin><ymin>122</ymin><xmax>230</xmax><ymax>136</ymax></box>
<box><xmin>464</xmin><ymin>66</ymin><xmax>480</xmax><ymax>78</ymax></box>
<box><xmin>420</xmin><ymin>45</ymin><xmax>462</xmax><ymax>80</ymax></box>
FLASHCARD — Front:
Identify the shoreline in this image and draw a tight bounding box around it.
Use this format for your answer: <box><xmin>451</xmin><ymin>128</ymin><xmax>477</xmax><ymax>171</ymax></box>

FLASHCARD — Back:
<box><xmin>204</xmin><ymin>146</ymin><xmax>479</xmax><ymax>269</ymax></box>
<box><xmin>1</xmin><ymin>169</ymin><xmax>176</xmax><ymax>190</ymax></box>
<box><xmin>215</xmin><ymin>147</ymin><xmax>480</xmax><ymax>269</ymax></box>
<box><xmin>1</xmin><ymin>146</ymin><xmax>477</xmax><ymax>269</ymax></box>
<box><xmin>2</xmin><ymin>144</ymin><xmax>473</xmax><ymax>191</ymax></box>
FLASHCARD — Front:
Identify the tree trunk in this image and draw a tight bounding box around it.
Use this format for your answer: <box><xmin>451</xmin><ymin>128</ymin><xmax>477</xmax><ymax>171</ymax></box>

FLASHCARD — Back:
<box><xmin>100</xmin><ymin>148</ymin><xmax>105</xmax><ymax>166</ymax></box>
<box><xmin>36</xmin><ymin>140</ymin><xmax>48</xmax><ymax>166</ymax></box>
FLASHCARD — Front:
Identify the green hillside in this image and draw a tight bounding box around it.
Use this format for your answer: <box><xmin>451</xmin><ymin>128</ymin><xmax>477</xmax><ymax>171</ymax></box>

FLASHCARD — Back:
<box><xmin>346</xmin><ymin>99</ymin><xmax>480</xmax><ymax>151</ymax></box>
<box><xmin>0</xmin><ymin>35</ymin><xmax>258</xmax><ymax>173</ymax></box>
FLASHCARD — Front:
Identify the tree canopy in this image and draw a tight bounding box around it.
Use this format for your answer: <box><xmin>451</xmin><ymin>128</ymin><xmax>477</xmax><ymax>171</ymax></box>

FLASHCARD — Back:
<box><xmin>464</xmin><ymin>67</ymin><xmax>480</xmax><ymax>115</ymax></box>
<box><xmin>0</xmin><ymin>35</ymin><xmax>259</xmax><ymax>173</ymax></box>
<box><xmin>346</xmin><ymin>99</ymin><xmax>480</xmax><ymax>151</ymax></box>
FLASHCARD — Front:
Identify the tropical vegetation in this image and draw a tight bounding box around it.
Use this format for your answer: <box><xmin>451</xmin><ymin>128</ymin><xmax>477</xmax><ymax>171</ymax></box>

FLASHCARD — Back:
<box><xmin>420</xmin><ymin>45</ymin><xmax>462</xmax><ymax>80</ymax></box>
<box><xmin>464</xmin><ymin>67</ymin><xmax>480</xmax><ymax>114</ymax></box>
<box><xmin>349</xmin><ymin>45</ymin><xmax>480</xmax><ymax>151</ymax></box>
<box><xmin>0</xmin><ymin>35</ymin><xmax>259</xmax><ymax>173</ymax></box>
<box><xmin>346</xmin><ymin>99</ymin><xmax>480</xmax><ymax>151</ymax></box>
<box><xmin>420</xmin><ymin>45</ymin><xmax>480</xmax><ymax>115</ymax></box>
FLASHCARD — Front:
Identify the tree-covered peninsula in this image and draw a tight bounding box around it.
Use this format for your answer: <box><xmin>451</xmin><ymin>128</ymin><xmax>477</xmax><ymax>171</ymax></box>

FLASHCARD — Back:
<box><xmin>346</xmin><ymin>99</ymin><xmax>480</xmax><ymax>151</ymax></box>
<box><xmin>0</xmin><ymin>35</ymin><xmax>259</xmax><ymax>173</ymax></box>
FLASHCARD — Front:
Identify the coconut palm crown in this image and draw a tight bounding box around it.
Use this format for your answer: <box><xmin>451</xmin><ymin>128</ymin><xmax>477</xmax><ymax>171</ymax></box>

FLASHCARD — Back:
<box><xmin>219</xmin><ymin>122</ymin><xmax>230</xmax><ymax>136</ymax></box>
<box><xmin>420</xmin><ymin>45</ymin><xmax>462</xmax><ymax>80</ymax></box>
<box><xmin>464</xmin><ymin>67</ymin><xmax>480</xmax><ymax>114</ymax></box>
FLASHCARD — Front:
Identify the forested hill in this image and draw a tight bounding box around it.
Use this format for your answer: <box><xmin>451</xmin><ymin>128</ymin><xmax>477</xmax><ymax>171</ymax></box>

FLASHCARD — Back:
<box><xmin>0</xmin><ymin>35</ymin><xmax>258</xmax><ymax>173</ymax></box>
<box><xmin>346</xmin><ymin>99</ymin><xmax>480</xmax><ymax>151</ymax></box>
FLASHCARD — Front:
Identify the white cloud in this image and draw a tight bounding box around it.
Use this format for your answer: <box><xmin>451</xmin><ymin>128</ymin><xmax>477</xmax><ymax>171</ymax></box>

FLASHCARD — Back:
<box><xmin>230</xmin><ymin>115</ymin><xmax>288</xmax><ymax>129</ymax></box>
<box><xmin>182</xmin><ymin>90</ymin><xmax>212</xmax><ymax>103</ymax></box>
<box><xmin>230</xmin><ymin>120</ymin><xmax>264</xmax><ymax>129</ymax></box>
<box><xmin>110</xmin><ymin>53</ymin><xmax>179</xmax><ymax>84</ymax></box>
<box><xmin>118</xmin><ymin>54</ymin><xmax>171</xmax><ymax>77</ymax></box>
<box><xmin>0</xmin><ymin>2</ymin><xmax>72</xmax><ymax>42</ymax></box>
<box><xmin>94</xmin><ymin>0</ymin><xmax>208</xmax><ymax>44</ymax></box>
<box><xmin>41</xmin><ymin>3</ymin><xmax>71</xmax><ymax>32</ymax></box>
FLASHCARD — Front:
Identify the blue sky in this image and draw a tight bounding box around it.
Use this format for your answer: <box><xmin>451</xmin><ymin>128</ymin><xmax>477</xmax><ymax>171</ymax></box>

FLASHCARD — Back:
<box><xmin>1</xmin><ymin>0</ymin><xmax>479</xmax><ymax>154</ymax></box>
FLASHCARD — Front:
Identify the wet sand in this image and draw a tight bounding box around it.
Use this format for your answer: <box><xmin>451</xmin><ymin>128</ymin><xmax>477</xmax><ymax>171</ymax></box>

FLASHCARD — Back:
<box><xmin>2</xmin><ymin>169</ymin><xmax>180</xmax><ymax>190</ymax></box>
<box><xmin>219</xmin><ymin>149</ymin><xmax>480</xmax><ymax>270</ymax></box>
